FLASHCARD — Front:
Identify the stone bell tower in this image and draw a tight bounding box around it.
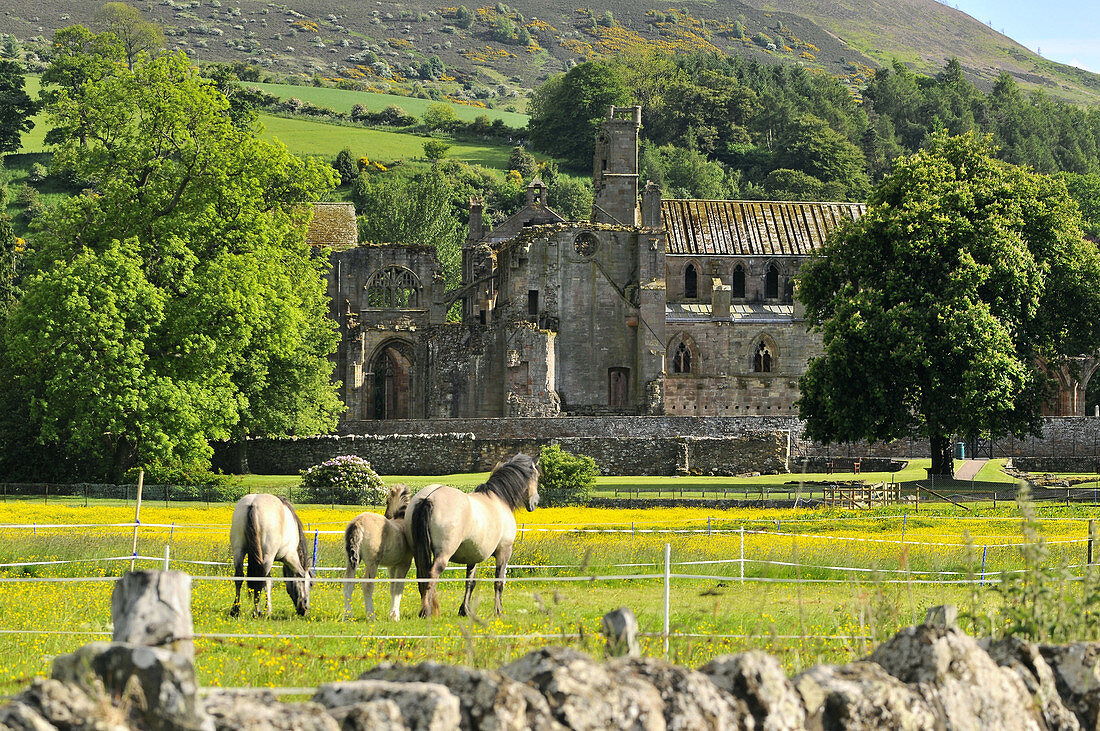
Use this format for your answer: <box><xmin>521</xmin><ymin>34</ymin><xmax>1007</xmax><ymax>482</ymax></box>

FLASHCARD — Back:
<box><xmin>591</xmin><ymin>105</ymin><xmax>642</xmax><ymax>226</ymax></box>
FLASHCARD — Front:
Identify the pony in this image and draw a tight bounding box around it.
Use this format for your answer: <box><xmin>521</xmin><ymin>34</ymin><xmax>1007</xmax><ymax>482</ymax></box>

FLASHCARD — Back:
<box><xmin>406</xmin><ymin>453</ymin><xmax>540</xmax><ymax>618</ymax></box>
<box><xmin>342</xmin><ymin>484</ymin><xmax>413</xmax><ymax>620</ymax></box>
<box><xmin>229</xmin><ymin>493</ymin><xmax>315</xmax><ymax>618</ymax></box>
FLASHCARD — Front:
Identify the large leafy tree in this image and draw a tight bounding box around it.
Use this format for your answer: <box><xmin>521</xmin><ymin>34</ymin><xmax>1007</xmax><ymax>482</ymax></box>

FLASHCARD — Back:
<box><xmin>0</xmin><ymin>60</ymin><xmax>35</xmax><ymax>154</ymax></box>
<box><xmin>3</xmin><ymin>52</ymin><xmax>341</xmax><ymax>480</ymax></box>
<box><xmin>527</xmin><ymin>62</ymin><xmax>630</xmax><ymax>168</ymax></box>
<box><xmin>798</xmin><ymin>132</ymin><xmax>1100</xmax><ymax>477</ymax></box>
<box><xmin>40</xmin><ymin>26</ymin><xmax>126</xmax><ymax>145</ymax></box>
<box><xmin>93</xmin><ymin>2</ymin><xmax>163</xmax><ymax>70</ymax></box>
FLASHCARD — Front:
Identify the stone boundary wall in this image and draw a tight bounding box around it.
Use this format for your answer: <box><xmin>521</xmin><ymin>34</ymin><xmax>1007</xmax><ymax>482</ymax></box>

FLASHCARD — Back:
<box><xmin>215</xmin><ymin>417</ymin><xmax>1100</xmax><ymax>476</ymax></box>
<box><xmin>1010</xmin><ymin>456</ymin><xmax>1100</xmax><ymax>474</ymax></box>
<box><xmin>213</xmin><ymin>431</ymin><xmax>789</xmax><ymax>476</ymax></box>
<box><xmin>339</xmin><ymin>416</ymin><xmax>1100</xmax><ymax>459</ymax></box>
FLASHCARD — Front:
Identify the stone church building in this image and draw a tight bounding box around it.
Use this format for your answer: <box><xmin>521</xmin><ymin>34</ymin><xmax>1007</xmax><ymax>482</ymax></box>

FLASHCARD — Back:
<box><xmin>316</xmin><ymin>106</ymin><xmax>1090</xmax><ymax>425</ymax></box>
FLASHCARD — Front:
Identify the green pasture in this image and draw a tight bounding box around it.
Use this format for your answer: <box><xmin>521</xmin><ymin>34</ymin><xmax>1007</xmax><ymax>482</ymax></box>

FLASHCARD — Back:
<box><xmin>245</xmin><ymin>82</ymin><xmax>529</xmax><ymax>127</ymax></box>
<box><xmin>258</xmin><ymin>113</ymin><xmax>513</xmax><ymax>167</ymax></box>
<box><xmin>16</xmin><ymin>76</ymin><xmax>49</xmax><ymax>154</ymax></box>
<box><xmin>2</xmin><ymin>498</ymin><xmax>1095</xmax><ymax>691</ymax></box>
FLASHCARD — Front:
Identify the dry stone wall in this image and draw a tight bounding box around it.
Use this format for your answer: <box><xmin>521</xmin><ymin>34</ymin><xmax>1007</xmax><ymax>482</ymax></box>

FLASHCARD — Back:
<box><xmin>214</xmin><ymin>430</ymin><xmax>789</xmax><ymax>476</ymax></box>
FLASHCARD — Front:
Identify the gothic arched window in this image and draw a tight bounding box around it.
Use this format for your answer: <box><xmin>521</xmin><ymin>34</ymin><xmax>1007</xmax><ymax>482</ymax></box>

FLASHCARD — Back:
<box><xmin>765</xmin><ymin>263</ymin><xmax>780</xmax><ymax>300</ymax></box>
<box><xmin>685</xmin><ymin>264</ymin><xmax>698</xmax><ymax>299</ymax></box>
<box><xmin>672</xmin><ymin>341</ymin><xmax>692</xmax><ymax>373</ymax></box>
<box><xmin>753</xmin><ymin>341</ymin><xmax>773</xmax><ymax>373</ymax></box>
<box><xmin>366</xmin><ymin>267</ymin><xmax>421</xmax><ymax>308</ymax></box>
<box><xmin>732</xmin><ymin>264</ymin><xmax>746</xmax><ymax>299</ymax></box>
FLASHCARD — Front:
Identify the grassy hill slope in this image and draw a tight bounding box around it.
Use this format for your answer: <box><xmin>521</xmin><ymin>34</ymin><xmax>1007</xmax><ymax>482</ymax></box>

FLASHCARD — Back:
<box><xmin>3</xmin><ymin>0</ymin><xmax>1099</xmax><ymax>107</ymax></box>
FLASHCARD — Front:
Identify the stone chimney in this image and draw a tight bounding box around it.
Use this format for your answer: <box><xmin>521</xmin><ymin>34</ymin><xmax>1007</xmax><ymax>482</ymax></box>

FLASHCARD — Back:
<box><xmin>467</xmin><ymin>195</ymin><xmax>485</xmax><ymax>245</ymax></box>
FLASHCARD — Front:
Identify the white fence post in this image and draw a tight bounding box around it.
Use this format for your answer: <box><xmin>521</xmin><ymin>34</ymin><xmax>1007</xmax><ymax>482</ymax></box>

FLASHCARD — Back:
<box><xmin>163</xmin><ymin>544</ymin><xmax>170</xmax><ymax>571</ymax></box>
<box><xmin>129</xmin><ymin>471</ymin><xmax>144</xmax><ymax>572</ymax></box>
<box><xmin>739</xmin><ymin>526</ymin><xmax>745</xmax><ymax>583</ymax></box>
<box><xmin>662</xmin><ymin>542</ymin><xmax>670</xmax><ymax>658</ymax></box>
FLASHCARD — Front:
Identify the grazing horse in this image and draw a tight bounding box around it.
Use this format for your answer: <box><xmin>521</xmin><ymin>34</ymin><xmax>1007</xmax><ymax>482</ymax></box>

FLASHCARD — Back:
<box><xmin>406</xmin><ymin>453</ymin><xmax>540</xmax><ymax>618</ymax></box>
<box><xmin>343</xmin><ymin>484</ymin><xmax>413</xmax><ymax>620</ymax></box>
<box><xmin>229</xmin><ymin>493</ymin><xmax>314</xmax><ymax>618</ymax></box>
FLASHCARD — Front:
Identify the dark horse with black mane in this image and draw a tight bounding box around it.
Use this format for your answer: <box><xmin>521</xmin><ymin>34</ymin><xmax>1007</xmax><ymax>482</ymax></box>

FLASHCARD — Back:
<box><xmin>229</xmin><ymin>493</ymin><xmax>315</xmax><ymax>617</ymax></box>
<box><xmin>406</xmin><ymin>453</ymin><xmax>540</xmax><ymax>617</ymax></box>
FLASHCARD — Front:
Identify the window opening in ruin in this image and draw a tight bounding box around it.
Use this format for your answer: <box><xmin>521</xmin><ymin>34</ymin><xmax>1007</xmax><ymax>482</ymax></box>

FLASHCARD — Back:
<box><xmin>753</xmin><ymin>341</ymin><xmax>773</xmax><ymax>373</ymax></box>
<box><xmin>672</xmin><ymin>341</ymin><xmax>691</xmax><ymax>373</ymax></box>
<box><xmin>370</xmin><ymin>343</ymin><xmax>413</xmax><ymax>419</ymax></box>
<box><xmin>685</xmin><ymin>264</ymin><xmax>698</xmax><ymax>299</ymax></box>
<box><xmin>732</xmin><ymin>264</ymin><xmax>746</xmax><ymax>298</ymax></box>
<box><xmin>608</xmin><ymin>367</ymin><xmax>630</xmax><ymax>407</ymax></box>
<box><xmin>479</xmin><ymin>310</ymin><xmax>487</xmax><ymax>325</ymax></box>
<box><xmin>765</xmin><ymin>264</ymin><xmax>779</xmax><ymax>300</ymax></box>
<box><xmin>367</xmin><ymin>267</ymin><xmax>421</xmax><ymax>308</ymax></box>
<box><xmin>528</xmin><ymin>290</ymin><xmax>539</xmax><ymax>319</ymax></box>
<box><xmin>574</xmin><ymin>231</ymin><xmax>599</xmax><ymax>257</ymax></box>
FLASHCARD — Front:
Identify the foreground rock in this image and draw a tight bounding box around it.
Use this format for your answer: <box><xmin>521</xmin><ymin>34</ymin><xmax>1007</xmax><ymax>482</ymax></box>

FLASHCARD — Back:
<box><xmin>9</xmin><ymin>606</ymin><xmax>1100</xmax><ymax>730</ymax></box>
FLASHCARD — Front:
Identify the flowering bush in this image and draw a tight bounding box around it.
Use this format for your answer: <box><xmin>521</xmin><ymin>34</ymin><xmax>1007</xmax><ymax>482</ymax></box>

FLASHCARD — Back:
<box><xmin>299</xmin><ymin>455</ymin><xmax>385</xmax><ymax>505</ymax></box>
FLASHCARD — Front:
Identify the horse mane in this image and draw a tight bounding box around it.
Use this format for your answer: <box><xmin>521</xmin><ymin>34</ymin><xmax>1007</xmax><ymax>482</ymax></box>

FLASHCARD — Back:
<box><xmin>279</xmin><ymin>496</ymin><xmax>312</xmax><ymax>571</ymax></box>
<box><xmin>386</xmin><ymin>484</ymin><xmax>411</xmax><ymax>520</ymax></box>
<box><xmin>474</xmin><ymin>453</ymin><xmax>538</xmax><ymax>510</ymax></box>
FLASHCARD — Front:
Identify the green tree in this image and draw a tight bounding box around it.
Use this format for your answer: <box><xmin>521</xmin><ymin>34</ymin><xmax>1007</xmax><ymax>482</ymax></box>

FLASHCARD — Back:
<box><xmin>774</xmin><ymin>115</ymin><xmax>870</xmax><ymax>201</ymax></box>
<box><xmin>334</xmin><ymin>147</ymin><xmax>358</xmax><ymax>184</ymax></box>
<box><xmin>7</xmin><ymin>52</ymin><xmax>341</xmax><ymax>480</ymax></box>
<box><xmin>41</xmin><ymin>26</ymin><xmax>127</xmax><ymax>145</ymax></box>
<box><xmin>798</xmin><ymin>132</ymin><xmax>1100</xmax><ymax>477</ymax></box>
<box><xmin>94</xmin><ymin>2</ymin><xmax>164</xmax><ymax>70</ymax></box>
<box><xmin>507</xmin><ymin>145</ymin><xmax>536</xmax><ymax>178</ymax></box>
<box><xmin>0</xmin><ymin>60</ymin><xmax>35</xmax><ymax>154</ymax></box>
<box><xmin>422</xmin><ymin>139</ymin><xmax>451</xmax><ymax>161</ymax></box>
<box><xmin>528</xmin><ymin>62</ymin><xmax>630</xmax><ymax>167</ymax></box>
<box><xmin>421</xmin><ymin>102</ymin><xmax>458</xmax><ymax>131</ymax></box>
<box><xmin>354</xmin><ymin>171</ymin><xmax>463</xmax><ymax>287</ymax></box>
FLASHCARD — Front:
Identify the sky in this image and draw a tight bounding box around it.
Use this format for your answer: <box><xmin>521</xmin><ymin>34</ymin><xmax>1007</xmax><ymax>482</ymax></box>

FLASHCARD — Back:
<box><xmin>946</xmin><ymin>1</ymin><xmax>1100</xmax><ymax>72</ymax></box>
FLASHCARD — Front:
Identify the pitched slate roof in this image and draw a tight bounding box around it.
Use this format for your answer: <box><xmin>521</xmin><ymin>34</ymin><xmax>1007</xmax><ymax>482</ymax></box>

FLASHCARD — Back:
<box><xmin>306</xmin><ymin>202</ymin><xmax>358</xmax><ymax>248</ymax></box>
<box><xmin>661</xmin><ymin>200</ymin><xmax>865</xmax><ymax>257</ymax></box>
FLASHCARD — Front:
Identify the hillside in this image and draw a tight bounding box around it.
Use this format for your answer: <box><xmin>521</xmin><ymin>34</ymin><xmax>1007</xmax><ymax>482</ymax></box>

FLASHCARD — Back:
<box><xmin>3</xmin><ymin>0</ymin><xmax>1100</xmax><ymax>107</ymax></box>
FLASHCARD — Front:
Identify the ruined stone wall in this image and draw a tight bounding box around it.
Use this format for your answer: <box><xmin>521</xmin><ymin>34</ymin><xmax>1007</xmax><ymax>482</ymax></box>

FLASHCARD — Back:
<box><xmin>213</xmin><ymin>428</ymin><xmax>789</xmax><ymax>476</ymax></box>
<box><xmin>424</xmin><ymin>324</ymin><xmax>502</xmax><ymax>418</ymax></box>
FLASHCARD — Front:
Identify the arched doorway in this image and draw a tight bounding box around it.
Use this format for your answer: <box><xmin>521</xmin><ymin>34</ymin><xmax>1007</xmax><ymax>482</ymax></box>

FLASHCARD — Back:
<box><xmin>369</xmin><ymin>341</ymin><xmax>413</xmax><ymax>419</ymax></box>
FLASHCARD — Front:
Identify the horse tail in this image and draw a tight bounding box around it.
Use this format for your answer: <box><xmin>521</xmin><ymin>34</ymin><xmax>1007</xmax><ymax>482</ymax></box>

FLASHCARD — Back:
<box><xmin>245</xmin><ymin>503</ymin><xmax>265</xmax><ymax>593</ymax></box>
<box><xmin>345</xmin><ymin>519</ymin><xmax>363</xmax><ymax>571</ymax></box>
<box><xmin>410</xmin><ymin>498</ymin><xmax>435</xmax><ymax>588</ymax></box>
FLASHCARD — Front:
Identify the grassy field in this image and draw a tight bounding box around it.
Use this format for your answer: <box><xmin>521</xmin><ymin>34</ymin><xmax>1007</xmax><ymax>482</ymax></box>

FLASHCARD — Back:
<box><xmin>16</xmin><ymin>76</ymin><xmax>49</xmax><ymax>154</ymax></box>
<box><xmin>245</xmin><ymin>82</ymin><xmax>529</xmax><ymax>127</ymax></box>
<box><xmin>258</xmin><ymin>113</ymin><xmax>513</xmax><ymax>167</ymax></box>
<box><xmin>0</xmin><ymin>496</ymin><xmax>1096</xmax><ymax>691</ymax></box>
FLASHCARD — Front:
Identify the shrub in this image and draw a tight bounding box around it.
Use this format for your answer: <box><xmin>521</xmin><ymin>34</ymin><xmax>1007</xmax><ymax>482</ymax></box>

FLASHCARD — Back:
<box><xmin>537</xmin><ymin>444</ymin><xmax>598</xmax><ymax>507</ymax></box>
<box><xmin>299</xmin><ymin>455</ymin><xmax>385</xmax><ymax>505</ymax></box>
<box><xmin>423</xmin><ymin>139</ymin><xmax>451</xmax><ymax>161</ymax></box>
<box><xmin>126</xmin><ymin>462</ymin><xmax>246</xmax><ymax>502</ymax></box>
<box><xmin>334</xmin><ymin>147</ymin><xmax>357</xmax><ymax>184</ymax></box>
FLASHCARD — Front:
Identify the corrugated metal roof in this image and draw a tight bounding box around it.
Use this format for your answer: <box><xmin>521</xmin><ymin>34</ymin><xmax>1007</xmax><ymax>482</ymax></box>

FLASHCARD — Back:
<box><xmin>306</xmin><ymin>202</ymin><xmax>358</xmax><ymax>248</ymax></box>
<box><xmin>661</xmin><ymin>200</ymin><xmax>865</xmax><ymax>256</ymax></box>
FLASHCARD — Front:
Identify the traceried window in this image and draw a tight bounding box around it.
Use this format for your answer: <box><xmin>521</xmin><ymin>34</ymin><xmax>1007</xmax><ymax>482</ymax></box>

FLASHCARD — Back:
<box><xmin>753</xmin><ymin>341</ymin><xmax>773</xmax><ymax>373</ymax></box>
<box><xmin>366</xmin><ymin>266</ymin><xmax>421</xmax><ymax>308</ymax></box>
<box><xmin>672</xmin><ymin>341</ymin><xmax>692</xmax><ymax>373</ymax></box>
<box><xmin>765</xmin><ymin>263</ymin><xmax>780</xmax><ymax>300</ymax></box>
<box><xmin>732</xmin><ymin>264</ymin><xmax>746</xmax><ymax>299</ymax></box>
<box><xmin>574</xmin><ymin>231</ymin><xmax>599</xmax><ymax>256</ymax></box>
<box><xmin>685</xmin><ymin>264</ymin><xmax>698</xmax><ymax>299</ymax></box>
